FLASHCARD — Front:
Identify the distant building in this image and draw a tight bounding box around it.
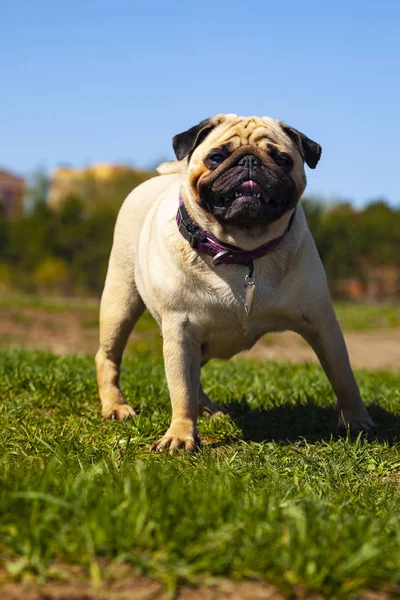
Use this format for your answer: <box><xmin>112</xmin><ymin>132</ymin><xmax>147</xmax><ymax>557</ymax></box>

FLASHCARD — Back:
<box><xmin>48</xmin><ymin>163</ymin><xmax>149</xmax><ymax>208</ymax></box>
<box><xmin>0</xmin><ymin>169</ymin><xmax>25</xmax><ymax>218</ymax></box>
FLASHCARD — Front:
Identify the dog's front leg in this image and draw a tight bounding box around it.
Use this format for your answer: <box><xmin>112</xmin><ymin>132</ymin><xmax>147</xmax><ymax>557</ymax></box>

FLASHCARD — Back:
<box><xmin>151</xmin><ymin>314</ymin><xmax>200</xmax><ymax>453</ymax></box>
<box><xmin>300</xmin><ymin>305</ymin><xmax>376</xmax><ymax>435</ymax></box>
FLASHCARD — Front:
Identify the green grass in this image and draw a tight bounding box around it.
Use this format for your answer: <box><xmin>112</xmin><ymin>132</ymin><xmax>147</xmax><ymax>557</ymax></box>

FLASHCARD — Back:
<box><xmin>1</xmin><ymin>348</ymin><xmax>400</xmax><ymax>598</ymax></box>
<box><xmin>1</xmin><ymin>294</ymin><xmax>400</xmax><ymax>332</ymax></box>
<box><xmin>0</xmin><ymin>294</ymin><xmax>98</xmax><ymax>312</ymax></box>
<box><xmin>335</xmin><ymin>302</ymin><xmax>400</xmax><ymax>331</ymax></box>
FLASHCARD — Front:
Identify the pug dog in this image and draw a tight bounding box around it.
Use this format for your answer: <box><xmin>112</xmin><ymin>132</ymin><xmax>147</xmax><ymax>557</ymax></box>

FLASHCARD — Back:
<box><xmin>95</xmin><ymin>114</ymin><xmax>375</xmax><ymax>452</ymax></box>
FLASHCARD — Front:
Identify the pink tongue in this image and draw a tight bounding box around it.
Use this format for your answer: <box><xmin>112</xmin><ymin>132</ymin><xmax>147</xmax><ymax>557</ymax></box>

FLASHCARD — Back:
<box><xmin>235</xmin><ymin>180</ymin><xmax>270</xmax><ymax>202</ymax></box>
<box><xmin>238</xmin><ymin>180</ymin><xmax>261</xmax><ymax>193</ymax></box>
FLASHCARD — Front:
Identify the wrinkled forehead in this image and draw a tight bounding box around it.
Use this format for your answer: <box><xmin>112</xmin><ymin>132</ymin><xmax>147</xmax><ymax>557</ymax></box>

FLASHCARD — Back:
<box><xmin>205</xmin><ymin>115</ymin><xmax>292</xmax><ymax>150</ymax></box>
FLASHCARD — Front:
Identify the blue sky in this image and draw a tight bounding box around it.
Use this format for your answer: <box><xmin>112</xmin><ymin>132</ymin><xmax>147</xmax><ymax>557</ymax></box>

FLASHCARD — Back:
<box><xmin>1</xmin><ymin>0</ymin><xmax>399</xmax><ymax>206</ymax></box>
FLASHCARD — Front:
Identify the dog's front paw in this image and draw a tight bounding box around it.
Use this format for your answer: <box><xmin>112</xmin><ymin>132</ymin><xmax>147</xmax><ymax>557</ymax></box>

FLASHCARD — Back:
<box><xmin>337</xmin><ymin>407</ymin><xmax>376</xmax><ymax>438</ymax></box>
<box><xmin>150</xmin><ymin>420</ymin><xmax>199</xmax><ymax>454</ymax></box>
<box><xmin>102</xmin><ymin>404</ymin><xmax>137</xmax><ymax>420</ymax></box>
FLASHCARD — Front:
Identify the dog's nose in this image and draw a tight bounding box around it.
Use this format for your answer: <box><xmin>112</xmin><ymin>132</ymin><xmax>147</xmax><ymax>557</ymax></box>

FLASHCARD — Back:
<box><xmin>238</xmin><ymin>155</ymin><xmax>260</xmax><ymax>169</ymax></box>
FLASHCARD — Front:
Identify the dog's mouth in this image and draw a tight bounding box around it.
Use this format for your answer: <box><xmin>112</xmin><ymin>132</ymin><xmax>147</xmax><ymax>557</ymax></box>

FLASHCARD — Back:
<box><xmin>199</xmin><ymin>161</ymin><xmax>298</xmax><ymax>227</ymax></box>
<box><xmin>213</xmin><ymin>180</ymin><xmax>270</xmax><ymax>207</ymax></box>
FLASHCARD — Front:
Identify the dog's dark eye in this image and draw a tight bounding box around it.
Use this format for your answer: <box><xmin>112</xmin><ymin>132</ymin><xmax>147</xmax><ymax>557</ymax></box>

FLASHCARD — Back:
<box><xmin>273</xmin><ymin>153</ymin><xmax>293</xmax><ymax>170</ymax></box>
<box><xmin>204</xmin><ymin>150</ymin><xmax>226</xmax><ymax>168</ymax></box>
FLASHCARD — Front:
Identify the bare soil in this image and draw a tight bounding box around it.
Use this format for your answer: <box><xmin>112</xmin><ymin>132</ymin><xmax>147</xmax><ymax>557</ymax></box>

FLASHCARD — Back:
<box><xmin>0</xmin><ymin>568</ymin><xmax>396</xmax><ymax>600</ymax></box>
<box><xmin>1</xmin><ymin>305</ymin><xmax>399</xmax><ymax>370</ymax></box>
<box><xmin>242</xmin><ymin>329</ymin><xmax>400</xmax><ymax>370</ymax></box>
<box><xmin>0</xmin><ymin>577</ymin><xmax>285</xmax><ymax>600</ymax></box>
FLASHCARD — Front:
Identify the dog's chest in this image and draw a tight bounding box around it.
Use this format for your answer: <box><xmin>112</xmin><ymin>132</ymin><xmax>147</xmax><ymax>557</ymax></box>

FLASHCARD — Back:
<box><xmin>195</xmin><ymin>271</ymin><xmax>294</xmax><ymax>360</ymax></box>
<box><xmin>200</xmin><ymin>316</ymin><xmax>283</xmax><ymax>360</ymax></box>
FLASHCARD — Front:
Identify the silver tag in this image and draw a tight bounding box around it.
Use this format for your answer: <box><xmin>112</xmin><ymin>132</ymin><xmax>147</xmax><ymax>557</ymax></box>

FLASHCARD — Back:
<box><xmin>244</xmin><ymin>274</ymin><xmax>256</xmax><ymax>316</ymax></box>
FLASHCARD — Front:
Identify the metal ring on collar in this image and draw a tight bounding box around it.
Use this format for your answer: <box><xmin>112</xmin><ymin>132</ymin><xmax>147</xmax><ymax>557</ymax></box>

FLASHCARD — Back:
<box><xmin>212</xmin><ymin>250</ymin><xmax>231</xmax><ymax>266</ymax></box>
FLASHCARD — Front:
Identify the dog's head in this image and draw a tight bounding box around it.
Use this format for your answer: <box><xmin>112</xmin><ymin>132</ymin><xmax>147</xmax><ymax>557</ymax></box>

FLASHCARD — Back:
<box><xmin>173</xmin><ymin>114</ymin><xmax>321</xmax><ymax>228</ymax></box>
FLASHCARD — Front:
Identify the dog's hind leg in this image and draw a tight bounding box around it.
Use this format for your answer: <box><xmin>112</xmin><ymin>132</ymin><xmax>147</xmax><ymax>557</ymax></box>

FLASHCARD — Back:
<box><xmin>95</xmin><ymin>258</ymin><xmax>145</xmax><ymax>420</ymax></box>
<box><xmin>199</xmin><ymin>383</ymin><xmax>227</xmax><ymax>417</ymax></box>
<box><xmin>198</xmin><ymin>362</ymin><xmax>227</xmax><ymax>417</ymax></box>
<box><xmin>299</xmin><ymin>301</ymin><xmax>376</xmax><ymax>436</ymax></box>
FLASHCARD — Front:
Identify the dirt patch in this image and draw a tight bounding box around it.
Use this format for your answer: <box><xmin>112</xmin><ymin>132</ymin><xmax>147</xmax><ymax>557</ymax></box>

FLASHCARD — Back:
<box><xmin>241</xmin><ymin>330</ymin><xmax>400</xmax><ymax>370</ymax></box>
<box><xmin>0</xmin><ymin>575</ymin><xmax>284</xmax><ymax>600</ymax></box>
<box><xmin>1</xmin><ymin>305</ymin><xmax>400</xmax><ymax>370</ymax></box>
<box><xmin>0</xmin><ymin>306</ymin><xmax>99</xmax><ymax>356</ymax></box>
<box><xmin>0</xmin><ymin>575</ymin><xmax>397</xmax><ymax>600</ymax></box>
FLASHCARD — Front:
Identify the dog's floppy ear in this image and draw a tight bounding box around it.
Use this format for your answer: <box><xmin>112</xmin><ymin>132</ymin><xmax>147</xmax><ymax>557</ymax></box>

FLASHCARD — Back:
<box><xmin>172</xmin><ymin>116</ymin><xmax>223</xmax><ymax>161</ymax></box>
<box><xmin>280</xmin><ymin>123</ymin><xmax>322</xmax><ymax>169</ymax></box>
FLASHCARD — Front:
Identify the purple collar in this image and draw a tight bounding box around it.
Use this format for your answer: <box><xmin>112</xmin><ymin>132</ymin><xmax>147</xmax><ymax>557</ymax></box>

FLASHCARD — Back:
<box><xmin>176</xmin><ymin>193</ymin><xmax>296</xmax><ymax>267</ymax></box>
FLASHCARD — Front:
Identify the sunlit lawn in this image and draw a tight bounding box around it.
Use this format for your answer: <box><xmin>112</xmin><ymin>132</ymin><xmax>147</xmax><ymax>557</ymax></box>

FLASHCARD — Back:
<box><xmin>1</xmin><ymin>347</ymin><xmax>400</xmax><ymax>598</ymax></box>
